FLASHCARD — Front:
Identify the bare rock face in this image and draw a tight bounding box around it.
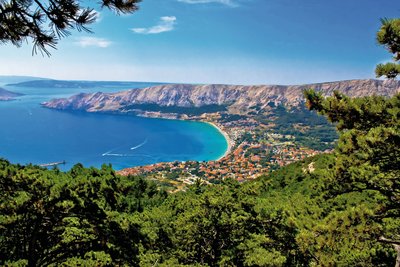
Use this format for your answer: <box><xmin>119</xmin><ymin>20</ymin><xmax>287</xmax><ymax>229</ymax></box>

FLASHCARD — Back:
<box><xmin>42</xmin><ymin>79</ymin><xmax>400</xmax><ymax>114</ymax></box>
<box><xmin>0</xmin><ymin>87</ymin><xmax>23</xmax><ymax>101</ymax></box>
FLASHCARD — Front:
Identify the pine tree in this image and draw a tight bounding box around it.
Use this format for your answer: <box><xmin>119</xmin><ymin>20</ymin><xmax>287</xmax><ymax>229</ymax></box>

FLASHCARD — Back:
<box><xmin>304</xmin><ymin>17</ymin><xmax>400</xmax><ymax>267</ymax></box>
<box><xmin>0</xmin><ymin>0</ymin><xmax>141</xmax><ymax>55</ymax></box>
<box><xmin>376</xmin><ymin>18</ymin><xmax>400</xmax><ymax>79</ymax></box>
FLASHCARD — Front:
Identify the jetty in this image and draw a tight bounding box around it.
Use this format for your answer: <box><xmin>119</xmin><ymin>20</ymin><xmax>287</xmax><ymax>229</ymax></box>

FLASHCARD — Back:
<box><xmin>39</xmin><ymin>160</ymin><xmax>66</xmax><ymax>167</ymax></box>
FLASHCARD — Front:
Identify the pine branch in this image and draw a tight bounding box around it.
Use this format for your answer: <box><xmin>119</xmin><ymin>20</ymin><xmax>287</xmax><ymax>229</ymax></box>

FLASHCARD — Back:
<box><xmin>378</xmin><ymin>236</ymin><xmax>400</xmax><ymax>246</ymax></box>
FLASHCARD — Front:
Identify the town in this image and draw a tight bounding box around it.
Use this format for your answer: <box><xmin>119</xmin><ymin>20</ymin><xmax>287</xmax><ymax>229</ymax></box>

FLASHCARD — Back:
<box><xmin>118</xmin><ymin>111</ymin><xmax>332</xmax><ymax>191</ymax></box>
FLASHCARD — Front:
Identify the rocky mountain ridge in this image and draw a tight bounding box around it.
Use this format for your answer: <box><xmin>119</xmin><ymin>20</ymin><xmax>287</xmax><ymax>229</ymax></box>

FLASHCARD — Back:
<box><xmin>42</xmin><ymin>79</ymin><xmax>400</xmax><ymax>114</ymax></box>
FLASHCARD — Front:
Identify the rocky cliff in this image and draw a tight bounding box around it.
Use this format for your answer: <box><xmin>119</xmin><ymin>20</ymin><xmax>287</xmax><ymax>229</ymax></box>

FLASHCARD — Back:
<box><xmin>0</xmin><ymin>87</ymin><xmax>23</xmax><ymax>101</ymax></box>
<box><xmin>42</xmin><ymin>79</ymin><xmax>400</xmax><ymax>114</ymax></box>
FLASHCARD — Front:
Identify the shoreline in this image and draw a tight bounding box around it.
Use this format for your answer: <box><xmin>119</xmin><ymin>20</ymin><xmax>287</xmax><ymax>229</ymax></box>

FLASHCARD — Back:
<box><xmin>134</xmin><ymin>112</ymin><xmax>233</xmax><ymax>162</ymax></box>
<box><xmin>204</xmin><ymin>121</ymin><xmax>233</xmax><ymax>161</ymax></box>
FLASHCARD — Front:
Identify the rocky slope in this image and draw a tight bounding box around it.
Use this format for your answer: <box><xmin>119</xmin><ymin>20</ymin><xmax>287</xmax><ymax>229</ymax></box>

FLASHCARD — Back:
<box><xmin>0</xmin><ymin>87</ymin><xmax>23</xmax><ymax>101</ymax></box>
<box><xmin>42</xmin><ymin>79</ymin><xmax>400</xmax><ymax>114</ymax></box>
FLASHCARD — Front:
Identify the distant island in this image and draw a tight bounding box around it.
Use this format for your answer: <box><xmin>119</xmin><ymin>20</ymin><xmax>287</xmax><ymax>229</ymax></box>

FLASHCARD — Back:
<box><xmin>0</xmin><ymin>87</ymin><xmax>23</xmax><ymax>101</ymax></box>
<box><xmin>0</xmin><ymin>75</ymin><xmax>48</xmax><ymax>84</ymax></box>
<box><xmin>41</xmin><ymin>79</ymin><xmax>400</xmax><ymax>188</ymax></box>
<box><xmin>7</xmin><ymin>79</ymin><xmax>167</xmax><ymax>89</ymax></box>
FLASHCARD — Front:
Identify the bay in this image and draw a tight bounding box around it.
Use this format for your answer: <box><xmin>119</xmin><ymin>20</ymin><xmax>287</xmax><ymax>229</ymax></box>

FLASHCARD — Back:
<box><xmin>0</xmin><ymin>80</ymin><xmax>228</xmax><ymax>170</ymax></box>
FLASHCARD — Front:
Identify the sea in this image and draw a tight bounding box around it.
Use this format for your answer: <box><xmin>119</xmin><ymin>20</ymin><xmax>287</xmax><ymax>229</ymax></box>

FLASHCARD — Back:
<box><xmin>0</xmin><ymin>78</ymin><xmax>228</xmax><ymax>171</ymax></box>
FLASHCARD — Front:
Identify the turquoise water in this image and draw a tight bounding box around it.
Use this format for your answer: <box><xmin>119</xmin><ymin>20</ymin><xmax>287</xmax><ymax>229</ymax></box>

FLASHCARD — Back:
<box><xmin>0</xmin><ymin>81</ymin><xmax>228</xmax><ymax>170</ymax></box>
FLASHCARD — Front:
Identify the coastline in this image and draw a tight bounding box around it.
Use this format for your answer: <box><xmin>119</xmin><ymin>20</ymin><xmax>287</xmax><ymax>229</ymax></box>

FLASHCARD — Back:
<box><xmin>204</xmin><ymin>121</ymin><xmax>233</xmax><ymax>161</ymax></box>
<box><xmin>135</xmin><ymin>112</ymin><xmax>233</xmax><ymax>162</ymax></box>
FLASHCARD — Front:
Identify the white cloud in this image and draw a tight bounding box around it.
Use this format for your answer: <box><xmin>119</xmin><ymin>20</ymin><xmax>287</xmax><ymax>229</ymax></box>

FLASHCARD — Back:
<box><xmin>131</xmin><ymin>16</ymin><xmax>177</xmax><ymax>34</ymax></box>
<box><xmin>75</xmin><ymin>37</ymin><xmax>112</xmax><ymax>48</ymax></box>
<box><xmin>177</xmin><ymin>0</ymin><xmax>237</xmax><ymax>7</ymax></box>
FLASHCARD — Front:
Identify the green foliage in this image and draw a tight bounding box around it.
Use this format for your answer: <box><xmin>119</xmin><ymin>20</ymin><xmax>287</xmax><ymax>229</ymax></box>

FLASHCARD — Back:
<box><xmin>377</xmin><ymin>18</ymin><xmax>400</xmax><ymax>61</ymax></box>
<box><xmin>239</xmin><ymin>234</ymin><xmax>286</xmax><ymax>267</ymax></box>
<box><xmin>297</xmin><ymin>205</ymin><xmax>387</xmax><ymax>266</ymax></box>
<box><xmin>219</xmin><ymin>113</ymin><xmax>248</xmax><ymax>123</ymax></box>
<box><xmin>376</xmin><ymin>62</ymin><xmax>400</xmax><ymax>79</ymax></box>
<box><xmin>376</xmin><ymin>18</ymin><xmax>400</xmax><ymax>78</ymax></box>
<box><xmin>256</xmin><ymin>104</ymin><xmax>338</xmax><ymax>150</ymax></box>
<box><xmin>252</xmin><ymin>152</ymin><xmax>398</xmax><ymax>265</ymax></box>
<box><xmin>0</xmin><ymin>160</ymin><xmax>166</xmax><ymax>266</ymax></box>
<box><xmin>304</xmin><ymin>90</ymin><xmax>400</xmax><ymax>207</ymax></box>
<box><xmin>134</xmin><ymin>179</ymin><xmax>311</xmax><ymax>266</ymax></box>
<box><xmin>124</xmin><ymin>103</ymin><xmax>228</xmax><ymax>116</ymax></box>
<box><xmin>303</xmin><ymin>88</ymin><xmax>400</xmax><ymax>265</ymax></box>
<box><xmin>300</xmin><ymin>17</ymin><xmax>400</xmax><ymax>265</ymax></box>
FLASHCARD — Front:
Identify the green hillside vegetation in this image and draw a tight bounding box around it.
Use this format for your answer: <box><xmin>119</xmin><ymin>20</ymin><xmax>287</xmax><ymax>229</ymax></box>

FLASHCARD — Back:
<box><xmin>123</xmin><ymin>103</ymin><xmax>228</xmax><ymax>116</ymax></box>
<box><xmin>0</xmin><ymin>161</ymin><xmax>168</xmax><ymax>266</ymax></box>
<box><xmin>256</xmin><ymin>104</ymin><xmax>338</xmax><ymax>151</ymax></box>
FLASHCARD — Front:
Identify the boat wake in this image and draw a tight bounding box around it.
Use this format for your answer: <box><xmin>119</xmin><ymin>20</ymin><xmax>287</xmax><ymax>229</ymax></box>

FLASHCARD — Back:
<box><xmin>130</xmin><ymin>138</ymin><xmax>148</xmax><ymax>150</ymax></box>
<box><xmin>102</xmin><ymin>138</ymin><xmax>148</xmax><ymax>157</ymax></box>
<box><xmin>102</xmin><ymin>150</ymin><xmax>114</xmax><ymax>156</ymax></box>
<box><xmin>102</xmin><ymin>152</ymin><xmax>156</xmax><ymax>158</ymax></box>
<box><xmin>102</xmin><ymin>153</ymin><xmax>130</xmax><ymax>157</ymax></box>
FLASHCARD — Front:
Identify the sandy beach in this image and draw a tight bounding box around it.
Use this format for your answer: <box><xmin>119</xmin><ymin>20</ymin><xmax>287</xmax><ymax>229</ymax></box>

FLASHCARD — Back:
<box><xmin>204</xmin><ymin>121</ymin><xmax>234</xmax><ymax>161</ymax></box>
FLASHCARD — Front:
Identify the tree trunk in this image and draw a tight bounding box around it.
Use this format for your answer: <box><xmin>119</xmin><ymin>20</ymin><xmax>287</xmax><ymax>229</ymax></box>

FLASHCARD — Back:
<box><xmin>395</xmin><ymin>244</ymin><xmax>400</xmax><ymax>267</ymax></box>
<box><xmin>378</xmin><ymin>236</ymin><xmax>400</xmax><ymax>267</ymax></box>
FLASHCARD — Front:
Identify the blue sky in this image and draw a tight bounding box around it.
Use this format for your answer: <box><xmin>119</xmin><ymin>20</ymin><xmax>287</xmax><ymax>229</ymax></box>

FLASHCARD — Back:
<box><xmin>0</xmin><ymin>0</ymin><xmax>399</xmax><ymax>84</ymax></box>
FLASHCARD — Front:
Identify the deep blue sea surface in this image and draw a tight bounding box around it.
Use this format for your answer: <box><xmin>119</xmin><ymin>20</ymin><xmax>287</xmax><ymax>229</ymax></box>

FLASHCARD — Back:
<box><xmin>0</xmin><ymin>80</ymin><xmax>227</xmax><ymax>170</ymax></box>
